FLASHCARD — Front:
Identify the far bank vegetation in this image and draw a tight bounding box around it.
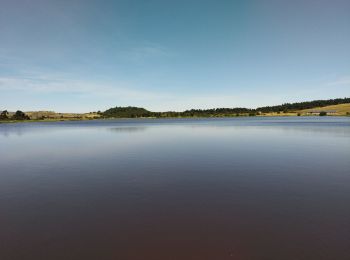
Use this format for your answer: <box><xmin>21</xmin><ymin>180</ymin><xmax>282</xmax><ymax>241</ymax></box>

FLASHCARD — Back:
<box><xmin>1</xmin><ymin>98</ymin><xmax>350</xmax><ymax>122</ymax></box>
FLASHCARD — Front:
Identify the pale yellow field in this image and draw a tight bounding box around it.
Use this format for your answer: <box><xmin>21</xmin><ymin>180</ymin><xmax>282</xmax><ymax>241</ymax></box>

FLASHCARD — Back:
<box><xmin>298</xmin><ymin>103</ymin><xmax>350</xmax><ymax>115</ymax></box>
<box><xmin>25</xmin><ymin>111</ymin><xmax>101</xmax><ymax>120</ymax></box>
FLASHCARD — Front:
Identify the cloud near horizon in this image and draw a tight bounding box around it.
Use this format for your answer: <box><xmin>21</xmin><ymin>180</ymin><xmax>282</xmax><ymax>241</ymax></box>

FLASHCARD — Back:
<box><xmin>1</xmin><ymin>71</ymin><xmax>349</xmax><ymax>113</ymax></box>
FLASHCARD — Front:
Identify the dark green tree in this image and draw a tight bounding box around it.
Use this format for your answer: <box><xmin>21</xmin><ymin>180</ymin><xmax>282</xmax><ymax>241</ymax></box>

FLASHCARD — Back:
<box><xmin>0</xmin><ymin>110</ymin><xmax>9</xmax><ymax>120</ymax></box>
<box><xmin>11</xmin><ymin>111</ymin><xmax>30</xmax><ymax>120</ymax></box>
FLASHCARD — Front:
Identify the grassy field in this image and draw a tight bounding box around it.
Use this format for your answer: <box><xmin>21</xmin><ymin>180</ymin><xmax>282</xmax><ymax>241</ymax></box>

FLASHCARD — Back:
<box><xmin>25</xmin><ymin>111</ymin><xmax>101</xmax><ymax>120</ymax></box>
<box><xmin>298</xmin><ymin>103</ymin><xmax>350</xmax><ymax>115</ymax></box>
<box><xmin>0</xmin><ymin>118</ymin><xmax>96</xmax><ymax>124</ymax></box>
<box><xmin>0</xmin><ymin>111</ymin><xmax>102</xmax><ymax>124</ymax></box>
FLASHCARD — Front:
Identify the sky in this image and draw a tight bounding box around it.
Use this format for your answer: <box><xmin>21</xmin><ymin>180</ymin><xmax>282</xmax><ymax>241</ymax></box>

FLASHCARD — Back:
<box><xmin>0</xmin><ymin>0</ymin><xmax>349</xmax><ymax>112</ymax></box>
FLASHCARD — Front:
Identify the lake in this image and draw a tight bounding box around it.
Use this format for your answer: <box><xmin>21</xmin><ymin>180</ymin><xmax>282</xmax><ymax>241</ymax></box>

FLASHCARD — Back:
<box><xmin>1</xmin><ymin>117</ymin><xmax>350</xmax><ymax>260</ymax></box>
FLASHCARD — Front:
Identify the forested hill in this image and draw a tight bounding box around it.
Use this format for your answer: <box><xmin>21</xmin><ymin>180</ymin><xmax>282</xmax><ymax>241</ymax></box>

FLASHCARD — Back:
<box><xmin>102</xmin><ymin>107</ymin><xmax>152</xmax><ymax>118</ymax></box>
<box><xmin>256</xmin><ymin>97</ymin><xmax>350</xmax><ymax>113</ymax></box>
<box><xmin>101</xmin><ymin>98</ymin><xmax>350</xmax><ymax>118</ymax></box>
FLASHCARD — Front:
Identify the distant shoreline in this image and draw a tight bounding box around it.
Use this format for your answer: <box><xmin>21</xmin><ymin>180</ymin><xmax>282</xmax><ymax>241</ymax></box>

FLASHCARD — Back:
<box><xmin>1</xmin><ymin>98</ymin><xmax>350</xmax><ymax>123</ymax></box>
<box><xmin>1</xmin><ymin>114</ymin><xmax>349</xmax><ymax>124</ymax></box>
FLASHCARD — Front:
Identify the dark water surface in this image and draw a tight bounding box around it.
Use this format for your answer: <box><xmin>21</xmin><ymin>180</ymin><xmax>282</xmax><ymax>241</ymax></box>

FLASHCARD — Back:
<box><xmin>1</xmin><ymin>117</ymin><xmax>350</xmax><ymax>260</ymax></box>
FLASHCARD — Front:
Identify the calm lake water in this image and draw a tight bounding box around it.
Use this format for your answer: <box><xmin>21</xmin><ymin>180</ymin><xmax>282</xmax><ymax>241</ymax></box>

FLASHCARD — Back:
<box><xmin>1</xmin><ymin>117</ymin><xmax>350</xmax><ymax>260</ymax></box>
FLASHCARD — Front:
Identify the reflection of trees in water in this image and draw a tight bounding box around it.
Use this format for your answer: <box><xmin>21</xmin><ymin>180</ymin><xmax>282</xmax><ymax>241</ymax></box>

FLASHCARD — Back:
<box><xmin>249</xmin><ymin>125</ymin><xmax>350</xmax><ymax>138</ymax></box>
<box><xmin>0</xmin><ymin>124</ymin><xmax>148</xmax><ymax>137</ymax></box>
<box><xmin>0</xmin><ymin>125</ymin><xmax>60</xmax><ymax>137</ymax></box>
<box><xmin>199</xmin><ymin>125</ymin><xmax>350</xmax><ymax>138</ymax></box>
<box><xmin>0</xmin><ymin>125</ymin><xmax>28</xmax><ymax>137</ymax></box>
<box><xmin>108</xmin><ymin>126</ymin><xmax>147</xmax><ymax>133</ymax></box>
<box><xmin>1</xmin><ymin>118</ymin><xmax>349</xmax><ymax>138</ymax></box>
<box><xmin>183</xmin><ymin>119</ymin><xmax>350</xmax><ymax>138</ymax></box>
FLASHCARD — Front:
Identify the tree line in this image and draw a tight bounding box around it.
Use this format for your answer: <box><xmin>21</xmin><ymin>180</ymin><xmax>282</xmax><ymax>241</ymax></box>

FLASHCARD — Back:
<box><xmin>99</xmin><ymin>97</ymin><xmax>349</xmax><ymax>118</ymax></box>
<box><xmin>99</xmin><ymin>106</ymin><xmax>257</xmax><ymax>118</ymax></box>
<box><xmin>256</xmin><ymin>97</ymin><xmax>350</xmax><ymax>113</ymax></box>
<box><xmin>0</xmin><ymin>110</ymin><xmax>30</xmax><ymax>121</ymax></box>
<box><xmin>2</xmin><ymin>97</ymin><xmax>349</xmax><ymax>120</ymax></box>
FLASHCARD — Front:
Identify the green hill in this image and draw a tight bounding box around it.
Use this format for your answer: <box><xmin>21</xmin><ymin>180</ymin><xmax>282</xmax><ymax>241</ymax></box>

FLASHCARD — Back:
<box><xmin>102</xmin><ymin>106</ymin><xmax>152</xmax><ymax>118</ymax></box>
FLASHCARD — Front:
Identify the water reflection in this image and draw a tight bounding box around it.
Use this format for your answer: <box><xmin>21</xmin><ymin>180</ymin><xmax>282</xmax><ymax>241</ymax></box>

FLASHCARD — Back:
<box><xmin>1</xmin><ymin>117</ymin><xmax>349</xmax><ymax>137</ymax></box>
<box><xmin>0</xmin><ymin>117</ymin><xmax>350</xmax><ymax>260</ymax></box>
<box><xmin>108</xmin><ymin>126</ymin><xmax>147</xmax><ymax>133</ymax></box>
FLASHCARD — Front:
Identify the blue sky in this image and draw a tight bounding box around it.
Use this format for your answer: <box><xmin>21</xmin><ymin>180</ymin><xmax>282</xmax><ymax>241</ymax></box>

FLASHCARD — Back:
<box><xmin>0</xmin><ymin>0</ymin><xmax>349</xmax><ymax>112</ymax></box>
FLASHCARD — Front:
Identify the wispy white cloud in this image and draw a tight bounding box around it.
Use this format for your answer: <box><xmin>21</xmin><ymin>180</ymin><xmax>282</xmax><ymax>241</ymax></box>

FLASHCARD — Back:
<box><xmin>2</xmin><ymin>70</ymin><xmax>349</xmax><ymax>113</ymax></box>
<box><xmin>0</xmin><ymin>72</ymin><xmax>252</xmax><ymax>111</ymax></box>
<box><xmin>0</xmin><ymin>73</ymin><xmax>166</xmax><ymax>100</ymax></box>
<box><xmin>0</xmin><ymin>72</ymin><xmax>174</xmax><ymax>112</ymax></box>
<box><xmin>326</xmin><ymin>76</ymin><xmax>350</xmax><ymax>86</ymax></box>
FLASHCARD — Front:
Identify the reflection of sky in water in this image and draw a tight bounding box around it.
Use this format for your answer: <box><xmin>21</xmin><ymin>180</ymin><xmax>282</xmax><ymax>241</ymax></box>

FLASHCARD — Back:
<box><xmin>1</xmin><ymin>117</ymin><xmax>350</xmax><ymax>259</ymax></box>
<box><xmin>1</xmin><ymin>116</ymin><xmax>350</xmax><ymax>136</ymax></box>
<box><xmin>1</xmin><ymin>117</ymin><xmax>349</xmax><ymax>167</ymax></box>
